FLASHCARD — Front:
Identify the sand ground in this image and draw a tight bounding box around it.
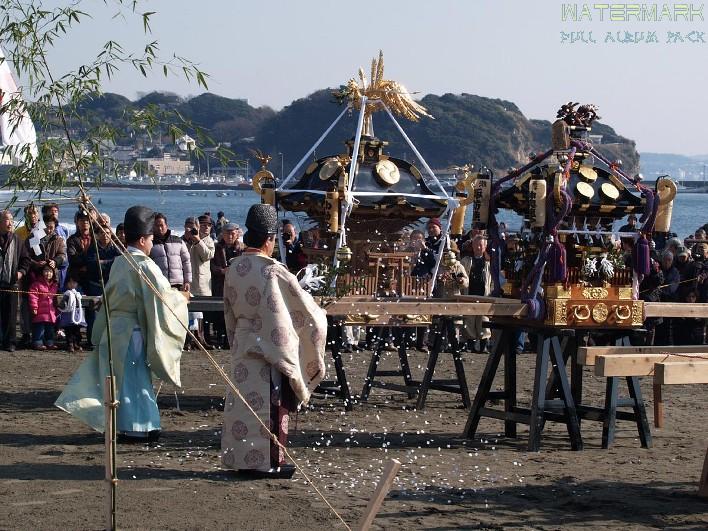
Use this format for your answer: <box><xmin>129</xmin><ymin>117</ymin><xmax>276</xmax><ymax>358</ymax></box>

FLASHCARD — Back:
<box><xmin>1</xmin><ymin>342</ymin><xmax>708</xmax><ymax>530</ymax></box>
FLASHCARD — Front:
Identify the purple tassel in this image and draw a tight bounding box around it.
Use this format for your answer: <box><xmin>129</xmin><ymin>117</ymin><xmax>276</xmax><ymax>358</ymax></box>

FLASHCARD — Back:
<box><xmin>547</xmin><ymin>238</ymin><xmax>567</xmax><ymax>282</ymax></box>
<box><xmin>633</xmin><ymin>235</ymin><xmax>651</xmax><ymax>276</ymax></box>
<box><xmin>526</xmin><ymin>297</ymin><xmax>541</xmax><ymax>320</ymax></box>
<box><xmin>639</xmin><ymin>188</ymin><xmax>654</xmax><ymax>224</ymax></box>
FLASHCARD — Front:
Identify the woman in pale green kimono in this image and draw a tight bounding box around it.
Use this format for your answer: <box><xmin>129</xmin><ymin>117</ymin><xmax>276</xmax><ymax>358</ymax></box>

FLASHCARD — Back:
<box><xmin>55</xmin><ymin>206</ymin><xmax>188</xmax><ymax>442</ymax></box>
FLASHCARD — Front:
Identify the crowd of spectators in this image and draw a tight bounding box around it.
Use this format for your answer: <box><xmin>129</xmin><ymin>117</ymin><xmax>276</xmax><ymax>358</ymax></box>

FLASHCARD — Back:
<box><xmin>0</xmin><ymin>204</ymin><xmax>247</xmax><ymax>352</ymax></box>
<box><xmin>0</xmin><ymin>201</ymin><xmax>703</xmax><ymax>354</ymax></box>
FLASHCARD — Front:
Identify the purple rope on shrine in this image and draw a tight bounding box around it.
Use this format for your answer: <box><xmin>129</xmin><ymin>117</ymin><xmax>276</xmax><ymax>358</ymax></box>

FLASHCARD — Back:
<box><xmin>518</xmin><ymin>150</ymin><xmax>575</xmax><ymax>319</ymax></box>
<box><xmin>486</xmin><ymin>149</ymin><xmax>556</xmax><ymax>297</ymax></box>
<box><xmin>495</xmin><ymin>149</ymin><xmax>555</xmax><ymax>189</ymax></box>
<box><xmin>488</xmin><ymin>176</ymin><xmax>504</xmax><ymax>297</ymax></box>
<box><xmin>632</xmin><ymin>182</ymin><xmax>659</xmax><ymax>277</ymax></box>
<box><xmin>571</xmin><ymin>140</ymin><xmax>636</xmax><ymax>185</ymax></box>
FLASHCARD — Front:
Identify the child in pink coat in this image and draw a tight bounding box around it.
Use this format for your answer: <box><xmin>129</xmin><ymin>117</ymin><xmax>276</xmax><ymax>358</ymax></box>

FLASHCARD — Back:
<box><xmin>29</xmin><ymin>264</ymin><xmax>59</xmax><ymax>350</ymax></box>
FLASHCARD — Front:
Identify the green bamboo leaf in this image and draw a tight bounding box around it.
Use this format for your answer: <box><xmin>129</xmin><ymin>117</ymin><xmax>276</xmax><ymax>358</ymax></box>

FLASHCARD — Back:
<box><xmin>142</xmin><ymin>11</ymin><xmax>154</xmax><ymax>33</ymax></box>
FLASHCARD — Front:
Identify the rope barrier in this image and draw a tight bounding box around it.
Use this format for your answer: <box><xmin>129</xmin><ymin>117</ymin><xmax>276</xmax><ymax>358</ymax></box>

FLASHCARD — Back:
<box><xmin>639</xmin><ymin>275</ymin><xmax>706</xmax><ymax>295</ymax></box>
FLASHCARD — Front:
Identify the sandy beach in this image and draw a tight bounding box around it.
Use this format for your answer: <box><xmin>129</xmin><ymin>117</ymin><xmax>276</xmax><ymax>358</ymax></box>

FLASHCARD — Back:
<box><xmin>2</xmin><ymin>344</ymin><xmax>707</xmax><ymax>530</ymax></box>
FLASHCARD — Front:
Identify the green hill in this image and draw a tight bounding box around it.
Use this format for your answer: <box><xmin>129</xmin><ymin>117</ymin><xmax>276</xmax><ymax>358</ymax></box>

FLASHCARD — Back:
<box><xmin>66</xmin><ymin>89</ymin><xmax>640</xmax><ymax>174</ymax></box>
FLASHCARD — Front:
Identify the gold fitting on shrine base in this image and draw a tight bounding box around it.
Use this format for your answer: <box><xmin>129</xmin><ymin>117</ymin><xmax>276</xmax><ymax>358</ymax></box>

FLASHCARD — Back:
<box><xmin>546</xmin><ymin>284</ymin><xmax>571</xmax><ymax>299</ymax></box>
<box><xmin>544</xmin><ymin>298</ymin><xmax>644</xmax><ymax>328</ymax></box>
<box><xmin>618</xmin><ymin>287</ymin><xmax>633</xmax><ymax>300</ymax></box>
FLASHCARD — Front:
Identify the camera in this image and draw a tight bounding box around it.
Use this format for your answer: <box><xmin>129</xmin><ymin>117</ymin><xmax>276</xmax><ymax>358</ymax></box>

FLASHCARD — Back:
<box><xmin>189</xmin><ymin>228</ymin><xmax>198</xmax><ymax>236</ymax></box>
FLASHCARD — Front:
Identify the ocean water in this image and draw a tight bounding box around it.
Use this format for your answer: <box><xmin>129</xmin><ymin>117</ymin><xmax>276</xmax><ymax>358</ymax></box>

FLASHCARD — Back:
<box><xmin>1</xmin><ymin>188</ymin><xmax>705</xmax><ymax>239</ymax></box>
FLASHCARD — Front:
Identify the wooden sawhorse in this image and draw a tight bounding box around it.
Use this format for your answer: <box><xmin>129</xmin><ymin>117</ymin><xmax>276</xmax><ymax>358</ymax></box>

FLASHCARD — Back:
<box><xmin>361</xmin><ymin>317</ymin><xmax>471</xmax><ymax>410</ymax></box>
<box><xmin>464</xmin><ymin>324</ymin><xmax>583</xmax><ymax>452</ymax></box>
<box><xmin>315</xmin><ymin>320</ymin><xmax>354</xmax><ymax>411</ymax></box>
<box><xmin>574</xmin><ymin>335</ymin><xmax>652</xmax><ymax>448</ymax></box>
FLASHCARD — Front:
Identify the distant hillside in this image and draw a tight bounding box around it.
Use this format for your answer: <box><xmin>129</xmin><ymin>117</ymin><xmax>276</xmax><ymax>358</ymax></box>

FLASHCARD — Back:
<box><xmin>67</xmin><ymin>90</ymin><xmax>641</xmax><ymax>174</ymax></box>
<box><xmin>639</xmin><ymin>152</ymin><xmax>708</xmax><ymax>181</ymax></box>
<box><xmin>255</xmin><ymin>90</ymin><xmax>639</xmax><ymax>174</ymax></box>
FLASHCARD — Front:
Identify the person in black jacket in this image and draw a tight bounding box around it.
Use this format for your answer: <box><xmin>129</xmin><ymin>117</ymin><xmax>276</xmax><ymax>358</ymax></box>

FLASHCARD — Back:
<box><xmin>674</xmin><ymin>290</ymin><xmax>706</xmax><ymax>345</ymax></box>
<box><xmin>655</xmin><ymin>250</ymin><xmax>680</xmax><ymax>345</ymax></box>
<box><xmin>84</xmin><ymin>218</ymin><xmax>120</xmax><ymax>343</ymax></box>
<box><xmin>281</xmin><ymin>219</ymin><xmax>307</xmax><ymax>273</ymax></box>
<box><xmin>0</xmin><ymin>211</ymin><xmax>29</xmax><ymax>351</ymax></box>
<box><xmin>66</xmin><ymin>208</ymin><xmax>93</xmax><ymax>292</ymax></box>
<box><xmin>210</xmin><ymin>223</ymin><xmax>244</xmax><ymax>348</ymax></box>
<box><xmin>640</xmin><ymin>258</ymin><xmax>665</xmax><ymax>345</ymax></box>
<box><xmin>410</xmin><ymin>229</ymin><xmax>436</xmax><ymax>278</ymax></box>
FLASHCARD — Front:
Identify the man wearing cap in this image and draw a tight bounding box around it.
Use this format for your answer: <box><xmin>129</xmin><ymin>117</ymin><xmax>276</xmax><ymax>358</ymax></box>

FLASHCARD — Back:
<box><xmin>426</xmin><ymin>218</ymin><xmax>444</xmax><ymax>254</ymax></box>
<box><xmin>215</xmin><ymin>211</ymin><xmax>229</xmax><ymax>239</ymax></box>
<box><xmin>209</xmin><ymin>222</ymin><xmax>244</xmax><ymax>348</ymax></box>
<box><xmin>56</xmin><ymin>206</ymin><xmax>188</xmax><ymax>442</ymax></box>
<box><xmin>183</xmin><ymin>214</ymin><xmax>216</xmax><ymax>347</ymax></box>
<box><xmin>220</xmin><ymin>204</ymin><xmax>327</xmax><ymax>478</ymax></box>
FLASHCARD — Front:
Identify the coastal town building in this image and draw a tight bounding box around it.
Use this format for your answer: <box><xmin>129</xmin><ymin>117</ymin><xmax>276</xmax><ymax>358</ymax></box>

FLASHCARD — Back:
<box><xmin>137</xmin><ymin>153</ymin><xmax>192</xmax><ymax>176</ymax></box>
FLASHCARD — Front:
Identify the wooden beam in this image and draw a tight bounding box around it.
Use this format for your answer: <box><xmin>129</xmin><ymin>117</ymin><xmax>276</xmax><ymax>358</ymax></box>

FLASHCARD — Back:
<box><xmin>355</xmin><ymin>459</ymin><xmax>401</xmax><ymax>531</ymax></box>
<box><xmin>644</xmin><ymin>302</ymin><xmax>708</xmax><ymax>318</ymax></box>
<box><xmin>323</xmin><ymin>301</ymin><xmax>528</xmax><ymax>317</ymax></box>
<box><xmin>654</xmin><ymin>361</ymin><xmax>708</xmax><ymax>385</ymax></box>
<box><xmin>595</xmin><ymin>354</ymin><xmax>708</xmax><ymax>377</ymax></box>
<box><xmin>578</xmin><ymin>346</ymin><xmax>707</xmax><ymax>367</ymax></box>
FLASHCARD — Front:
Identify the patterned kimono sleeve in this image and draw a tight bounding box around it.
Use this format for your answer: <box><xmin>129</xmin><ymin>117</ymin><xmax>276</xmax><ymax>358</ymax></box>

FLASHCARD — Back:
<box><xmin>273</xmin><ymin>268</ymin><xmax>328</xmax><ymax>401</ymax></box>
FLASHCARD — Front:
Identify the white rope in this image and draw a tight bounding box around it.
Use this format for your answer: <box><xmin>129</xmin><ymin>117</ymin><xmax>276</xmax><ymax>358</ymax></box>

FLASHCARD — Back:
<box><xmin>276</xmin><ymin>105</ymin><xmax>351</xmax><ymax>191</ymax></box>
<box><xmin>346</xmin><ymin>97</ymin><xmax>368</xmax><ymax>195</ymax></box>
<box><xmin>381</xmin><ymin>103</ymin><xmax>450</xmax><ymax>199</ymax></box>
<box><xmin>331</xmin><ymin>98</ymin><xmax>368</xmax><ymax>274</ymax></box>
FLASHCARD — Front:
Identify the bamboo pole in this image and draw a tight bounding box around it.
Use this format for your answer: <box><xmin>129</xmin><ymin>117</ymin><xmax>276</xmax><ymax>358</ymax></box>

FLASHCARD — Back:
<box><xmin>104</xmin><ymin>376</ymin><xmax>118</xmax><ymax>530</ymax></box>
<box><xmin>355</xmin><ymin>459</ymin><xmax>401</xmax><ymax>531</ymax></box>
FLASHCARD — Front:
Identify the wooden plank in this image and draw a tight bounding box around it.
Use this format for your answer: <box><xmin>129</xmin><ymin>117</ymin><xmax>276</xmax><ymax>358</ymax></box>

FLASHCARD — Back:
<box><xmin>578</xmin><ymin>346</ymin><xmax>707</xmax><ymax>367</ymax></box>
<box><xmin>323</xmin><ymin>301</ymin><xmax>528</xmax><ymax>317</ymax></box>
<box><xmin>655</xmin><ymin>361</ymin><xmax>708</xmax><ymax>385</ymax></box>
<box><xmin>87</xmin><ymin>295</ymin><xmax>708</xmax><ymax>319</ymax></box>
<box><xmin>595</xmin><ymin>354</ymin><xmax>708</xmax><ymax>377</ymax></box>
<box><xmin>644</xmin><ymin>302</ymin><xmax>708</xmax><ymax>318</ymax></box>
<box><xmin>355</xmin><ymin>459</ymin><xmax>401</xmax><ymax>531</ymax></box>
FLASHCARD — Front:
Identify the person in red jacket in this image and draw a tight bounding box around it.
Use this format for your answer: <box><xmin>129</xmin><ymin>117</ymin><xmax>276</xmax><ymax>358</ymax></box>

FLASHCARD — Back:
<box><xmin>28</xmin><ymin>264</ymin><xmax>59</xmax><ymax>350</ymax></box>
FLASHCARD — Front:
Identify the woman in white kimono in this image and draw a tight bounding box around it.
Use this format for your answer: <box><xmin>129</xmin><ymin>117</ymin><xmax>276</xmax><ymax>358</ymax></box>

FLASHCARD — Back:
<box><xmin>221</xmin><ymin>204</ymin><xmax>327</xmax><ymax>479</ymax></box>
<box><xmin>55</xmin><ymin>206</ymin><xmax>188</xmax><ymax>442</ymax></box>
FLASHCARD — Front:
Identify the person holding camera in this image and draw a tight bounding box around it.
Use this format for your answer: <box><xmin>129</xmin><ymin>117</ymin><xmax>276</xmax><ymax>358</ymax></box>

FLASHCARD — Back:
<box><xmin>281</xmin><ymin>219</ymin><xmax>307</xmax><ymax>273</ymax></box>
<box><xmin>182</xmin><ymin>215</ymin><xmax>215</xmax><ymax>348</ymax></box>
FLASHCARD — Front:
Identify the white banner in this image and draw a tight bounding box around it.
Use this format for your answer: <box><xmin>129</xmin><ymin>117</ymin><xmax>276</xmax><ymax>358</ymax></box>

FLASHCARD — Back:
<box><xmin>0</xmin><ymin>44</ymin><xmax>37</xmax><ymax>165</ymax></box>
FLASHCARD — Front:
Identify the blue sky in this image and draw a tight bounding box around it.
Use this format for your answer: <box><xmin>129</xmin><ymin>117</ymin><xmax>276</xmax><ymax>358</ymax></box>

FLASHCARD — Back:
<box><xmin>28</xmin><ymin>1</ymin><xmax>708</xmax><ymax>154</ymax></box>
